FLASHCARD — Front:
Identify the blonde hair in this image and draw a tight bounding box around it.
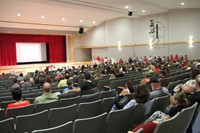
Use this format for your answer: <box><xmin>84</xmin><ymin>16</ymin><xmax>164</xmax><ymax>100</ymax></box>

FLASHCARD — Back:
<box><xmin>173</xmin><ymin>91</ymin><xmax>190</xmax><ymax>106</ymax></box>
<box><xmin>196</xmin><ymin>74</ymin><xmax>200</xmax><ymax>87</ymax></box>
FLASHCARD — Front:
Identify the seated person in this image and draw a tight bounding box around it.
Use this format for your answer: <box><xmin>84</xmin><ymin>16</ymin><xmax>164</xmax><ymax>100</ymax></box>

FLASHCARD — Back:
<box><xmin>34</xmin><ymin>82</ymin><xmax>58</xmax><ymax>104</ymax></box>
<box><xmin>149</xmin><ymin>76</ymin><xmax>169</xmax><ymax>100</ymax></box>
<box><xmin>187</xmin><ymin>74</ymin><xmax>200</xmax><ymax>104</ymax></box>
<box><xmin>112</xmin><ymin>84</ymin><xmax>150</xmax><ymax>110</ymax></box>
<box><xmin>6</xmin><ymin>88</ymin><xmax>30</xmax><ymax>116</ymax></box>
<box><xmin>129</xmin><ymin>91</ymin><xmax>190</xmax><ymax>133</ymax></box>
<box><xmin>118</xmin><ymin>79</ymin><xmax>134</xmax><ymax>96</ymax></box>
<box><xmin>11</xmin><ymin>78</ymin><xmax>20</xmax><ymax>89</ymax></box>
<box><xmin>80</xmin><ymin>72</ymin><xmax>96</xmax><ymax>91</ymax></box>
<box><xmin>63</xmin><ymin>79</ymin><xmax>77</xmax><ymax>93</ymax></box>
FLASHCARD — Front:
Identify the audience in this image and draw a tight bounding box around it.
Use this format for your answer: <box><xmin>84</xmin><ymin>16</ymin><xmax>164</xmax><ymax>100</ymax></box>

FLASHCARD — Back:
<box><xmin>34</xmin><ymin>82</ymin><xmax>58</xmax><ymax>104</ymax></box>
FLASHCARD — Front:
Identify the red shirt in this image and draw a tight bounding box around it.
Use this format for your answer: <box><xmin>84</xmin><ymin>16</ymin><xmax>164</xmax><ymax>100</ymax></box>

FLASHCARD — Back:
<box><xmin>5</xmin><ymin>100</ymin><xmax>30</xmax><ymax>116</ymax></box>
<box><xmin>170</xmin><ymin>56</ymin><xmax>174</xmax><ymax>63</ymax></box>
<box><xmin>144</xmin><ymin>57</ymin><xmax>148</xmax><ymax>63</ymax></box>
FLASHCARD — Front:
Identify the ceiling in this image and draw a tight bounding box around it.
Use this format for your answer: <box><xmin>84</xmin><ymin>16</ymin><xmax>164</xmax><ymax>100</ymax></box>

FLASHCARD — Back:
<box><xmin>0</xmin><ymin>0</ymin><xmax>200</xmax><ymax>35</ymax></box>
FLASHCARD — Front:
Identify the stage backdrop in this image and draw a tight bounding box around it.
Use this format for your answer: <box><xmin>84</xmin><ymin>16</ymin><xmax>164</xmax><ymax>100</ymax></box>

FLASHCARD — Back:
<box><xmin>0</xmin><ymin>33</ymin><xmax>66</xmax><ymax>66</ymax></box>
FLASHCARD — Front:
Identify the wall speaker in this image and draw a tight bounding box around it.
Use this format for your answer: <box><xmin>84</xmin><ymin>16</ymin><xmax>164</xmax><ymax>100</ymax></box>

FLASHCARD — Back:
<box><xmin>128</xmin><ymin>11</ymin><xmax>132</xmax><ymax>16</ymax></box>
<box><xmin>79</xmin><ymin>27</ymin><xmax>84</xmax><ymax>34</ymax></box>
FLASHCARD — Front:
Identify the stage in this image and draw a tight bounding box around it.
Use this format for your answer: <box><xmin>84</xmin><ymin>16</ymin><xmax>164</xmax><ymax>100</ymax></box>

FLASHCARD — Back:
<box><xmin>0</xmin><ymin>61</ymin><xmax>93</xmax><ymax>75</ymax></box>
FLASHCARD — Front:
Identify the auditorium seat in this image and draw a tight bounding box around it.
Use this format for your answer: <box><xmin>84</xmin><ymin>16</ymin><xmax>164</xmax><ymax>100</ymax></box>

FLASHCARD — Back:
<box><xmin>0</xmin><ymin>100</ymin><xmax>15</xmax><ymax>109</ymax></box>
<box><xmin>16</xmin><ymin>110</ymin><xmax>49</xmax><ymax>133</ymax></box>
<box><xmin>59</xmin><ymin>96</ymin><xmax>81</xmax><ymax>107</ymax></box>
<box><xmin>0</xmin><ymin>118</ymin><xmax>15</xmax><ymax>133</ymax></box>
<box><xmin>150</xmin><ymin>94</ymin><xmax>170</xmax><ymax>115</ymax></box>
<box><xmin>74</xmin><ymin>113</ymin><xmax>107</xmax><ymax>133</ymax></box>
<box><xmin>105</xmin><ymin>106</ymin><xmax>133</xmax><ymax>133</ymax></box>
<box><xmin>101</xmin><ymin>97</ymin><xmax>115</xmax><ymax>113</ymax></box>
<box><xmin>7</xmin><ymin>104</ymin><xmax>35</xmax><ymax>119</ymax></box>
<box><xmin>0</xmin><ymin>109</ymin><xmax>5</xmax><ymax>121</ymax></box>
<box><xmin>32</xmin><ymin>121</ymin><xmax>73</xmax><ymax>133</ymax></box>
<box><xmin>77</xmin><ymin>99</ymin><xmax>102</xmax><ymax>119</ymax></box>
<box><xmin>35</xmin><ymin>101</ymin><xmax>59</xmax><ymax>112</ymax></box>
<box><xmin>81</xmin><ymin>87</ymin><xmax>98</xmax><ymax>95</ymax></box>
<box><xmin>129</xmin><ymin>103</ymin><xmax>146</xmax><ymax>129</ymax></box>
<box><xmin>153</xmin><ymin>112</ymin><xmax>181</xmax><ymax>133</ymax></box>
<box><xmin>174</xmin><ymin>102</ymin><xmax>198</xmax><ymax>133</ymax></box>
<box><xmin>100</xmin><ymin>90</ymin><xmax>116</xmax><ymax>99</ymax></box>
<box><xmin>80</xmin><ymin>92</ymin><xmax>100</xmax><ymax>103</ymax></box>
<box><xmin>49</xmin><ymin>104</ymin><xmax>78</xmax><ymax>127</ymax></box>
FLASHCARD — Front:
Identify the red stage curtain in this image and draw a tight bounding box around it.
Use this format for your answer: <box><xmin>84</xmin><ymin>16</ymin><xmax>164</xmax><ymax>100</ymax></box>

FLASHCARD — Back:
<box><xmin>0</xmin><ymin>34</ymin><xmax>66</xmax><ymax>66</ymax></box>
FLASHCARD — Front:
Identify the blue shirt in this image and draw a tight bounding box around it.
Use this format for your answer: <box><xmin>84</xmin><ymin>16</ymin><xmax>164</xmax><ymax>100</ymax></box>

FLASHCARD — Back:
<box><xmin>63</xmin><ymin>87</ymin><xmax>76</xmax><ymax>93</ymax></box>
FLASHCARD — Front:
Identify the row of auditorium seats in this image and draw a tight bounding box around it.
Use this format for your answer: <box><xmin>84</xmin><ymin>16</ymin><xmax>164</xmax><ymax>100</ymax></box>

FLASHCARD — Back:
<box><xmin>1</xmin><ymin>97</ymin><xmax>199</xmax><ymax>133</ymax></box>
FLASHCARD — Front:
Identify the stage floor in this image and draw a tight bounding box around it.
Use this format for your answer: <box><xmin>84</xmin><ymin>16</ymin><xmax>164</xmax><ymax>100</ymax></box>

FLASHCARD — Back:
<box><xmin>0</xmin><ymin>61</ymin><xmax>93</xmax><ymax>75</ymax></box>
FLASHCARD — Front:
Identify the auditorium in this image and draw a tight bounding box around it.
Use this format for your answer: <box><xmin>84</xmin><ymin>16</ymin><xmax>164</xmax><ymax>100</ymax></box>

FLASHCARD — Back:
<box><xmin>0</xmin><ymin>0</ymin><xmax>200</xmax><ymax>133</ymax></box>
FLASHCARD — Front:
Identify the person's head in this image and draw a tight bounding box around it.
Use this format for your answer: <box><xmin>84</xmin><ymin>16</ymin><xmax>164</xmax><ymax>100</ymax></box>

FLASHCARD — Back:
<box><xmin>12</xmin><ymin>89</ymin><xmax>22</xmax><ymax>101</ymax></box>
<box><xmin>150</xmin><ymin>76</ymin><xmax>161</xmax><ymax>90</ymax></box>
<box><xmin>67</xmin><ymin>79</ymin><xmax>73</xmax><ymax>90</ymax></box>
<box><xmin>84</xmin><ymin>72</ymin><xmax>91</xmax><ymax>80</ymax></box>
<box><xmin>190</xmin><ymin>68</ymin><xmax>200</xmax><ymax>79</ymax></box>
<box><xmin>195</xmin><ymin>74</ymin><xmax>200</xmax><ymax>90</ymax></box>
<box><xmin>19</xmin><ymin>73</ymin><xmax>23</xmax><ymax>77</ymax></box>
<box><xmin>126</xmin><ymin>79</ymin><xmax>134</xmax><ymax>93</ymax></box>
<box><xmin>64</xmin><ymin>74</ymin><xmax>70</xmax><ymax>79</ymax></box>
<box><xmin>45</xmin><ymin>76</ymin><xmax>52</xmax><ymax>83</ymax></box>
<box><xmin>13</xmin><ymin>78</ymin><xmax>18</xmax><ymax>84</ymax></box>
<box><xmin>43</xmin><ymin>82</ymin><xmax>51</xmax><ymax>93</ymax></box>
<box><xmin>24</xmin><ymin>75</ymin><xmax>30</xmax><ymax>82</ymax></box>
<box><xmin>173</xmin><ymin>91</ymin><xmax>189</xmax><ymax>106</ymax></box>
<box><xmin>109</xmin><ymin>74</ymin><xmax>116</xmax><ymax>79</ymax></box>
<box><xmin>134</xmin><ymin>84</ymin><xmax>150</xmax><ymax>103</ymax></box>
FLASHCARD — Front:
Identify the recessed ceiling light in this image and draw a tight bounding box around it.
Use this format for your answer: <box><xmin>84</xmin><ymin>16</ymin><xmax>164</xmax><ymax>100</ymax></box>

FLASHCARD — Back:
<box><xmin>41</xmin><ymin>15</ymin><xmax>45</xmax><ymax>19</ymax></box>
<box><xmin>92</xmin><ymin>21</ymin><xmax>96</xmax><ymax>24</ymax></box>
<box><xmin>62</xmin><ymin>17</ymin><xmax>65</xmax><ymax>21</ymax></box>
<box><xmin>80</xmin><ymin>20</ymin><xmax>83</xmax><ymax>23</ymax></box>
<box><xmin>181</xmin><ymin>2</ymin><xmax>185</xmax><ymax>5</ymax></box>
<box><xmin>125</xmin><ymin>6</ymin><xmax>129</xmax><ymax>9</ymax></box>
<box><xmin>17</xmin><ymin>13</ymin><xmax>21</xmax><ymax>17</ymax></box>
<box><xmin>142</xmin><ymin>10</ymin><xmax>146</xmax><ymax>13</ymax></box>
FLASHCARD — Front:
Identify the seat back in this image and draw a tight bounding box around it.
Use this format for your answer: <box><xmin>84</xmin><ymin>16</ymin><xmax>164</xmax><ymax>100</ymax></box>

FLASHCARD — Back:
<box><xmin>81</xmin><ymin>92</ymin><xmax>100</xmax><ymax>103</ymax></box>
<box><xmin>110</xmin><ymin>80</ymin><xmax>120</xmax><ymax>90</ymax></box>
<box><xmin>49</xmin><ymin>104</ymin><xmax>78</xmax><ymax>127</ymax></box>
<box><xmin>174</xmin><ymin>102</ymin><xmax>198</xmax><ymax>133</ymax></box>
<box><xmin>0</xmin><ymin>109</ymin><xmax>5</xmax><ymax>121</ymax></box>
<box><xmin>16</xmin><ymin>110</ymin><xmax>49</xmax><ymax>133</ymax></box>
<box><xmin>7</xmin><ymin>104</ymin><xmax>35</xmax><ymax>119</ymax></box>
<box><xmin>81</xmin><ymin>87</ymin><xmax>98</xmax><ymax>95</ymax></box>
<box><xmin>77</xmin><ymin>99</ymin><xmax>102</xmax><ymax>119</ymax></box>
<box><xmin>101</xmin><ymin>97</ymin><xmax>115</xmax><ymax>113</ymax></box>
<box><xmin>97</xmin><ymin>79</ymin><xmax>111</xmax><ymax>91</ymax></box>
<box><xmin>74</xmin><ymin>113</ymin><xmax>107</xmax><ymax>133</ymax></box>
<box><xmin>106</xmin><ymin>106</ymin><xmax>133</xmax><ymax>133</ymax></box>
<box><xmin>151</xmin><ymin>95</ymin><xmax>170</xmax><ymax>115</ymax></box>
<box><xmin>32</xmin><ymin>121</ymin><xmax>73</xmax><ymax>133</ymax></box>
<box><xmin>59</xmin><ymin>96</ymin><xmax>81</xmax><ymax>107</ymax></box>
<box><xmin>129</xmin><ymin>103</ymin><xmax>146</xmax><ymax>129</ymax></box>
<box><xmin>0</xmin><ymin>118</ymin><xmax>15</xmax><ymax>133</ymax></box>
<box><xmin>1</xmin><ymin>100</ymin><xmax>15</xmax><ymax>109</ymax></box>
<box><xmin>143</xmin><ymin>99</ymin><xmax>156</xmax><ymax>119</ymax></box>
<box><xmin>100</xmin><ymin>90</ymin><xmax>116</xmax><ymax>99</ymax></box>
<box><xmin>35</xmin><ymin>101</ymin><xmax>59</xmax><ymax>112</ymax></box>
<box><xmin>192</xmin><ymin>105</ymin><xmax>200</xmax><ymax>133</ymax></box>
<box><xmin>153</xmin><ymin>112</ymin><xmax>181</xmax><ymax>133</ymax></box>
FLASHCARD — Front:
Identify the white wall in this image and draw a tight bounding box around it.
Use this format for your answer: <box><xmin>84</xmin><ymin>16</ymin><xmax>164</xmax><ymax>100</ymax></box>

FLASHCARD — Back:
<box><xmin>74</xmin><ymin>8</ymin><xmax>200</xmax><ymax>61</ymax></box>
